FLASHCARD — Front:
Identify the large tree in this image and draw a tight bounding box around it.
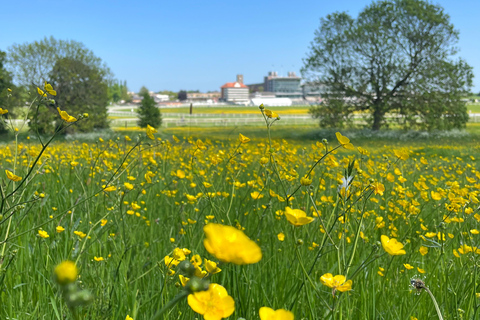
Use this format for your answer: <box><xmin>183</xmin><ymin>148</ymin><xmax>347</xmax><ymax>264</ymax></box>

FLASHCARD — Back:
<box><xmin>7</xmin><ymin>36</ymin><xmax>112</xmax><ymax>89</ymax></box>
<box><xmin>48</xmin><ymin>57</ymin><xmax>109</xmax><ymax>133</ymax></box>
<box><xmin>302</xmin><ymin>0</ymin><xmax>473</xmax><ymax>130</ymax></box>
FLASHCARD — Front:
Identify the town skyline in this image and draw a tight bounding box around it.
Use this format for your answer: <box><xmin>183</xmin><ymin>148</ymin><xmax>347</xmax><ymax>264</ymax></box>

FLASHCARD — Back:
<box><xmin>2</xmin><ymin>0</ymin><xmax>480</xmax><ymax>93</ymax></box>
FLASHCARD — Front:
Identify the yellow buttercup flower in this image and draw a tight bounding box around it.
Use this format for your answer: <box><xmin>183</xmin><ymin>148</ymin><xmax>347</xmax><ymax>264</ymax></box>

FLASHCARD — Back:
<box><xmin>431</xmin><ymin>191</ymin><xmax>442</xmax><ymax>201</ymax></box>
<box><xmin>38</xmin><ymin>230</ymin><xmax>49</xmax><ymax>238</ymax></box>
<box><xmin>187</xmin><ymin>283</ymin><xmax>235</xmax><ymax>320</ymax></box>
<box><xmin>103</xmin><ymin>185</ymin><xmax>116</xmax><ymax>192</ymax></box>
<box><xmin>54</xmin><ymin>260</ymin><xmax>78</xmax><ymax>285</ymax></box>
<box><xmin>203</xmin><ymin>223</ymin><xmax>262</xmax><ymax>265</ymax></box>
<box><xmin>94</xmin><ymin>256</ymin><xmax>104</xmax><ymax>262</ymax></box>
<box><xmin>320</xmin><ymin>273</ymin><xmax>352</xmax><ymax>295</ymax></box>
<box><xmin>57</xmin><ymin>107</ymin><xmax>77</xmax><ymax>122</ymax></box>
<box><xmin>0</xmin><ymin>108</ymin><xmax>8</xmax><ymax>115</ymax></box>
<box><xmin>335</xmin><ymin>132</ymin><xmax>354</xmax><ymax>150</ymax></box>
<box><xmin>124</xmin><ymin>182</ymin><xmax>134</xmax><ymax>190</ymax></box>
<box><xmin>239</xmin><ymin>133</ymin><xmax>250</xmax><ymax>143</ymax></box>
<box><xmin>5</xmin><ymin>170</ymin><xmax>22</xmax><ymax>182</ymax></box>
<box><xmin>394</xmin><ymin>149</ymin><xmax>409</xmax><ymax>160</ymax></box>
<box><xmin>381</xmin><ymin>235</ymin><xmax>406</xmax><ymax>256</ymax></box>
<box><xmin>284</xmin><ymin>207</ymin><xmax>314</xmax><ymax>226</ymax></box>
<box><xmin>44</xmin><ymin>81</ymin><xmax>57</xmax><ymax>96</ymax></box>
<box><xmin>56</xmin><ymin>226</ymin><xmax>65</xmax><ymax>233</ymax></box>
<box><xmin>259</xmin><ymin>307</ymin><xmax>294</xmax><ymax>320</ymax></box>
<box><xmin>204</xmin><ymin>259</ymin><xmax>222</xmax><ymax>274</ymax></box>
<box><xmin>371</xmin><ymin>182</ymin><xmax>385</xmax><ymax>196</ymax></box>
<box><xmin>146</xmin><ymin>124</ymin><xmax>157</xmax><ymax>140</ymax></box>
<box><xmin>125</xmin><ymin>316</ymin><xmax>133</xmax><ymax>320</ymax></box>
<box><xmin>264</xmin><ymin>109</ymin><xmax>279</xmax><ymax>118</ymax></box>
<box><xmin>37</xmin><ymin>87</ymin><xmax>47</xmax><ymax>97</ymax></box>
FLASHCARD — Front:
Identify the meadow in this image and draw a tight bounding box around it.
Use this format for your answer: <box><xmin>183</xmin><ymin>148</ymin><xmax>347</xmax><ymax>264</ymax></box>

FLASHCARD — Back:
<box><xmin>2</xmin><ymin>102</ymin><xmax>480</xmax><ymax>319</ymax></box>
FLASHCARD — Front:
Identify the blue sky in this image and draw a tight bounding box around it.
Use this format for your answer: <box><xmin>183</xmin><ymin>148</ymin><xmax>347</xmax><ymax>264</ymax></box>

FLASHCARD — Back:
<box><xmin>1</xmin><ymin>0</ymin><xmax>479</xmax><ymax>93</ymax></box>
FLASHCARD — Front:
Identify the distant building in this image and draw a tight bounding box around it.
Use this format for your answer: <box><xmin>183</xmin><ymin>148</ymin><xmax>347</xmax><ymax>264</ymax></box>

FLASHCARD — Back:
<box><xmin>263</xmin><ymin>71</ymin><xmax>302</xmax><ymax>98</ymax></box>
<box><xmin>220</xmin><ymin>75</ymin><xmax>249</xmax><ymax>103</ymax></box>
<box><xmin>187</xmin><ymin>92</ymin><xmax>221</xmax><ymax>102</ymax></box>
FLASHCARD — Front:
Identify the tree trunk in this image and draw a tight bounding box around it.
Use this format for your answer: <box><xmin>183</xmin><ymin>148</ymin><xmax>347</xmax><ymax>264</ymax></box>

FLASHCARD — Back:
<box><xmin>372</xmin><ymin>103</ymin><xmax>384</xmax><ymax>131</ymax></box>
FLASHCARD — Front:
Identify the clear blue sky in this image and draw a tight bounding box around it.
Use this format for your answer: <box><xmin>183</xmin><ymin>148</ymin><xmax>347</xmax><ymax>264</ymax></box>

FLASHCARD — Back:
<box><xmin>1</xmin><ymin>0</ymin><xmax>479</xmax><ymax>93</ymax></box>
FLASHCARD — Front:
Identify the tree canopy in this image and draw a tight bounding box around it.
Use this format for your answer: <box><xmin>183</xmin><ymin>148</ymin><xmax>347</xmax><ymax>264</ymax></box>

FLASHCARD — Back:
<box><xmin>7</xmin><ymin>36</ymin><xmax>112</xmax><ymax>89</ymax></box>
<box><xmin>47</xmin><ymin>57</ymin><xmax>109</xmax><ymax>133</ymax></box>
<box><xmin>302</xmin><ymin>0</ymin><xmax>473</xmax><ymax>131</ymax></box>
<box><xmin>137</xmin><ymin>91</ymin><xmax>162</xmax><ymax>129</ymax></box>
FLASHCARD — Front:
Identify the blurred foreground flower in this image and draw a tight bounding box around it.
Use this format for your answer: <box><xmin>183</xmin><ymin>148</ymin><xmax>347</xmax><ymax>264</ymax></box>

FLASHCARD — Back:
<box><xmin>203</xmin><ymin>223</ymin><xmax>262</xmax><ymax>265</ymax></box>
<box><xmin>259</xmin><ymin>307</ymin><xmax>294</xmax><ymax>320</ymax></box>
<box><xmin>187</xmin><ymin>283</ymin><xmax>235</xmax><ymax>320</ymax></box>
<box><xmin>381</xmin><ymin>235</ymin><xmax>406</xmax><ymax>256</ymax></box>
<box><xmin>54</xmin><ymin>261</ymin><xmax>78</xmax><ymax>285</ymax></box>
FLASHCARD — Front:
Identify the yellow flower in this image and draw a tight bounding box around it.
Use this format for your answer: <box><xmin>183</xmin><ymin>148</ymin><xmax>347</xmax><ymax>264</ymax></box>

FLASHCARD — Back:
<box><xmin>431</xmin><ymin>191</ymin><xmax>442</xmax><ymax>201</ymax></box>
<box><xmin>57</xmin><ymin>107</ymin><xmax>77</xmax><ymax>122</ymax></box>
<box><xmin>239</xmin><ymin>133</ymin><xmax>250</xmax><ymax>143</ymax></box>
<box><xmin>357</xmin><ymin>146</ymin><xmax>370</xmax><ymax>156</ymax></box>
<box><xmin>284</xmin><ymin>207</ymin><xmax>314</xmax><ymax>226</ymax></box>
<box><xmin>371</xmin><ymin>182</ymin><xmax>385</xmax><ymax>196</ymax></box>
<box><xmin>176</xmin><ymin>169</ymin><xmax>186</xmax><ymax>179</ymax></box>
<box><xmin>56</xmin><ymin>226</ymin><xmax>65</xmax><ymax>233</ymax></box>
<box><xmin>37</xmin><ymin>87</ymin><xmax>47</xmax><ymax>97</ymax></box>
<box><xmin>259</xmin><ymin>306</ymin><xmax>294</xmax><ymax>320</ymax></box>
<box><xmin>0</xmin><ymin>108</ymin><xmax>8</xmax><ymax>115</ymax></box>
<box><xmin>146</xmin><ymin>124</ymin><xmax>157</xmax><ymax>140</ymax></box>
<box><xmin>124</xmin><ymin>182</ymin><xmax>134</xmax><ymax>190</ymax></box>
<box><xmin>94</xmin><ymin>256</ymin><xmax>104</xmax><ymax>262</ymax></box>
<box><xmin>419</xmin><ymin>246</ymin><xmax>428</xmax><ymax>256</ymax></box>
<box><xmin>264</xmin><ymin>109</ymin><xmax>279</xmax><ymax>118</ymax></box>
<box><xmin>179</xmin><ymin>274</ymin><xmax>189</xmax><ymax>286</ymax></box>
<box><xmin>277</xmin><ymin>232</ymin><xmax>285</xmax><ymax>241</ymax></box>
<box><xmin>251</xmin><ymin>191</ymin><xmax>264</xmax><ymax>199</ymax></box>
<box><xmin>300</xmin><ymin>176</ymin><xmax>312</xmax><ymax>186</ymax></box>
<box><xmin>44</xmin><ymin>81</ymin><xmax>57</xmax><ymax>96</ymax></box>
<box><xmin>38</xmin><ymin>230</ymin><xmax>49</xmax><ymax>238</ymax></box>
<box><xmin>74</xmin><ymin>231</ymin><xmax>87</xmax><ymax>238</ymax></box>
<box><xmin>54</xmin><ymin>260</ymin><xmax>78</xmax><ymax>285</ymax></box>
<box><xmin>417</xmin><ymin>267</ymin><xmax>426</xmax><ymax>274</ymax></box>
<box><xmin>5</xmin><ymin>170</ymin><xmax>22</xmax><ymax>182</ymax></box>
<box><xmin>403</xmin><ymin>263</ymin><xmax>414</xmax><ymax>270</ymax></box>
<box><xmin>125</xmin><ymin>315</ymin><xmax>133</xmax><ymax>320</ymax></box>
<box><xmin>103</xmin><ymin>185</ymin><xmax>116</xmax><ymax>192</ymax></box>
<box><xmin>187</xmin><ymin>283</ymin><xmax>235</xmax><ymax>320</ymax></box>
<box><xmin>381</xmin><ymin>235</ymin><xmax>406</xmax><ymax>256</ymax></box>
<box><xmin>320</xmin><ymin>273</ymin><xmax>352</xmax><ymax>294</ymax></box>
<box><xmin>335</xmin><ymin>132</ymin><xmax>354</xmax><ymax>150</ymax></box>
<box><xmin>204</xmin><ymin>259</ymin><xmax>222</xmax><ymax>274</ymax></box>
<box><xmin>203</xmin><ymin>223</ymin><xmax>262</xmax><ymax>265</ymax></box>
<box><xmin>394</xmin><ymin>149</ymin><xmax>409</xmax><ymax>160</ymax></box>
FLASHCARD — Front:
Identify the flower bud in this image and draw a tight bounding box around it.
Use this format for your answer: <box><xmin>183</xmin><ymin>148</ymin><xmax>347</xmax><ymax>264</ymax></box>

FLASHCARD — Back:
<box><xmin>185</xmin><ymin>276</ymin><xmax>210</xmax><ymax>293</ymax></box>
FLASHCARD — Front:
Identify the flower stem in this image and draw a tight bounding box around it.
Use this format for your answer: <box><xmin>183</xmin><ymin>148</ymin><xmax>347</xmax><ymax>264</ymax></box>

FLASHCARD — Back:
<box><xmin>151</xmin><ymin>290</ymin><xmax>189</xmax><ymax>320</ymax></box>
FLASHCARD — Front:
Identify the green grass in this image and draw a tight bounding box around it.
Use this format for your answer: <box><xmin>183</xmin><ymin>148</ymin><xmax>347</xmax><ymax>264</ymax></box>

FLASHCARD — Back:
<box><xmin>1</xmin><ymin>120</ymin><xmax>480</xmax><ymax>319</ymax></box>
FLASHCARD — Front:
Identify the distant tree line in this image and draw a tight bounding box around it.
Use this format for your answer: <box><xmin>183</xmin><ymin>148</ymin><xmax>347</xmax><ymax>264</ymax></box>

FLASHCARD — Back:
<box><xmin>1</xmin><ymin>36</ymin><xmax>163</xmax><ymax>134</ymax></box>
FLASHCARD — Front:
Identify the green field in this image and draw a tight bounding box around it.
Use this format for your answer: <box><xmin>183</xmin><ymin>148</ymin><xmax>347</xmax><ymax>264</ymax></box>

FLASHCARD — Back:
<box><xmin>2</xmin><ymin>113</ymin><xmax>480</xmax><ymax>319</ymax></box>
